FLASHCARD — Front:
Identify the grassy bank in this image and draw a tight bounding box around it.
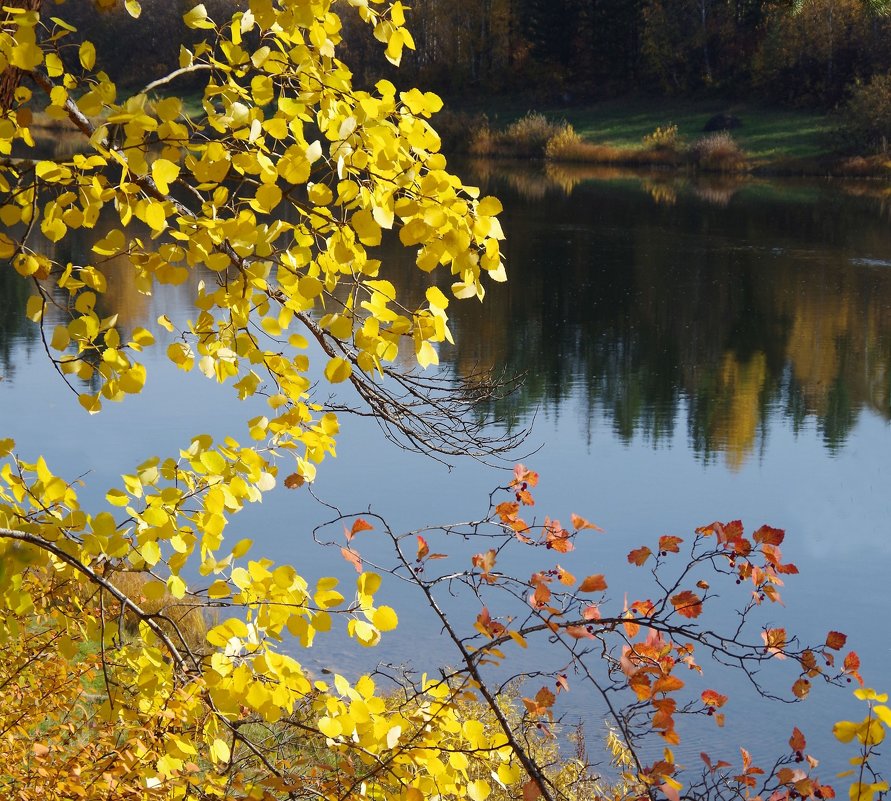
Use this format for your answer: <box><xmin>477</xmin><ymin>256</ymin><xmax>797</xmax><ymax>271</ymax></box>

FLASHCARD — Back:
<box><xmin>438</xmin><ymin>97</ymin><xmax>891</xmax><ymax>178</ymax></box>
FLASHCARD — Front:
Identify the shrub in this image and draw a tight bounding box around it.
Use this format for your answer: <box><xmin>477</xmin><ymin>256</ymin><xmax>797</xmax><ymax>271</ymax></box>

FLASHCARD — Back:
<box><xmin>642</xmin><ymin>123</ymin><xmax>680</xmax><ymax>149</ymax></box>
<box><xmin>837</xmin><ymin>72</ymin><xmax>891</xmax><ymax>154</ymax></box>
<box><xmin>688</xmin><ymin>132</ymin><xmax>748</xmax><ymax>172</ymax></box>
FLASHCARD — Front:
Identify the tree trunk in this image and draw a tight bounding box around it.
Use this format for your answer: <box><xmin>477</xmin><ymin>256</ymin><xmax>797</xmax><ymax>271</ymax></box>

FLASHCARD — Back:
<box><xmin>0</xmin><ymin>0</ymin><xmax>43</xmax><ymax>113</ymax></box>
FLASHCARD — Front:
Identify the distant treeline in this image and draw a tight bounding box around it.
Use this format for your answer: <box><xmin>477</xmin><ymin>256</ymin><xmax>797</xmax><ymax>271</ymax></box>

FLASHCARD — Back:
<box><xmin>343</xmin><ymin>0</ymin><xmax>891</xmax><ymax>106</ymax></box>
<box><xmin>57</xmin><ymin>0</ymin><xmax>891</xmax><ymax>107</ymax></box>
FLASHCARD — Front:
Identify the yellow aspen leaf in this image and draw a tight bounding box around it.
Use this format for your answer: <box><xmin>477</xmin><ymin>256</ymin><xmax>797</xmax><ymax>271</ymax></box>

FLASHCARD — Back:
<box><xmin>140</xmin><ymin>541</ymin><xmax>161</xmax><ymax>567</ymax></box>
<box><xmin>352</xmin><ymin>209</ymin><xmax>382</xmax><ymax>246</ymax></box>
<box><xmin>324</xmin><ymin>357</ymin><xmax>352</xmax><ymax>384</ymax></box>
<box><xmin>468</xmin><ymin>780</ymin><xmax>491</xmax><ymax>801</ymax></box>
<box><xmin>50</xmin><ymin>326</ymin><xmax>70</xmax><ymax>351</ymax></box>
<box><xmin>144</xmin><ymin>202</ymin><xmax>167</xmax><ymax>231</ymax></box>
<box><xmin>477</xmin><ymin>196</ymin><xmax>503</xmax><ymax>217</ymax></box>
<box><xmin>231</xmin><ymin>538</ymin><xmax>253</xmax><ymax>558</ymax></box>
<box><xmin>167</xmin><ymin>575</ymin><xmax>186</xmax><ymax>599</ymax></box>
<box><xmin>183</xmin><ymin>4</ymin><xmax>214</xmax><ymax>29</ymax></box>
<box><xmin>151</xmin><ymin>159</ymin><xmax>180</xmax><ymax>194</ymax></box>
<box><xmin>141</xmin><ymin>580</ymin><xmax>168</xmax><ymax>601</ymax></box>
<box><xmin>0</xmin><ymin>233</ymin><xmax>16</xmax><ymax>259</ymax></box>
<box><xmin>416</xmin><ymin>340</ymin><xmax>438</xmax><ymax>368</ymax></box>
<box><xmin>79</xmin><ymin>41</ymin><xmax>96</xmax><ymax>70</ymax></box>
<box><xmin>372</xmin><ymin>606</ymin><xmax>398</xmax><ymax>631</ymax></box>
<box><xmin>78</xmin><ymin>393</ymin><xmax>102</xmax><ymax>414</ymax></box>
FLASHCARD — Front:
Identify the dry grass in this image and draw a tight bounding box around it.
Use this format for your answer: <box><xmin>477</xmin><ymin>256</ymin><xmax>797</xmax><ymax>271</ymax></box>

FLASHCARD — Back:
<box><xmin>102</xmin><ymin>569</ymin><xmax>209</xmax><ymax>656</ymax></box>
<box><xmin>687</xmin><ymin>132</ymin><xmax>749</xmax><ymax>172</ymax></box>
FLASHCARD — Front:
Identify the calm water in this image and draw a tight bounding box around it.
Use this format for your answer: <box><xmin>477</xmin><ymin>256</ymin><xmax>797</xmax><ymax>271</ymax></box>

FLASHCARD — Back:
<box><xmin>1</xmin><ymin>162</ymin><xmax>890</xmax><ymax>777</ymax></box>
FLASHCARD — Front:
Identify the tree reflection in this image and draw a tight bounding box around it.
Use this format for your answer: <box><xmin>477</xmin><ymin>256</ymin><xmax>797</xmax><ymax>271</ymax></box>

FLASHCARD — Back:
<box><xmin>3</xmin><ymin>163</ymin><xmax>890</xmax><ymax>468</ymax></box>
<box><xmin>440</xmin><ymin>165</ymin><xmax>891</xmax><ymax>468</ymax></box>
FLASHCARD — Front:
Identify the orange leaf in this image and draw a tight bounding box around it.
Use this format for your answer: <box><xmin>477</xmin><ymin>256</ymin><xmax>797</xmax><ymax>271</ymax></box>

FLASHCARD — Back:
<box><xmin>531</xmin><ymin>582</ymin><xmax>551</xmax><ymax>608</ymax></box>
<box><xmin>578</xmin><ymin>574</ymin><xmax>608</xmax><ymax>593</ymax></box>
<box><xmin>701</xmin><ymin>690</ymin><xmax>728</xmax><ymax>708</ymax></box>
<box><xmin>825</xmin><ymin>631</ymin><xmax>847</xmax><ymax>650</ymax></box>
<box><xmin>512</xmin><ymin>463</ymin><xmax>539</xmax><ymax>488</ymax></box>
<box><xmin>416</xmin><ymin>535</ymin><xmax>429</xmax><ymax>561</ymax></box>
<box><xmin>582</xmin><ymin>604</ymin><xmax>601</xmax><ymax>621</ymax></box>
<box><xmin>670</xmin><ymin>590</ymin><xmax>703</xmax><ymax>619</ymax></box>
<box><xmin>351</xmin><ymin>518</ymin><xmax>374</xmax><ymax>536</ymax></box>
<box><xmin>762</xmin><ymin>627</ymin><xmax>787</xmax><ymax>656</ymax></box>
<box><xmin>557</xmin><ymin>566</ymin><xmax>576</xmax><ymax>586</ymax></box>
<box><xmin>659</xmin><ymin>535</ymin><xmax>683</xmax><ymax>553</ymax></box>
<box><xmin>753</xmin><ymin>525</ymin><xmax>785</xmax><ymax>546</ymax></box>
<box><xmin>627</xmin><ymin>546</ymin><xmax>652</xmax><ymax>566</ymax></box>
<box><xmin>523</xmin><ymin>780</ymin><xmax>541</xmax><ymax>801</ymax></box>
<box><xmin>571</xmin><ymin>513</ymin><xmax>603</xmax><ymax>532</ymax></box>
<box><xmin>566</xmin><ymin>625</ymin><xmax>595</xmax><ymax>639</ymax></box>
<box><xmin>789</xmin><ymin>727</ymin><xmax>806</xmax><ymax>752</ymax></box>
<box><xmin>653</xmin><ymin>675</ymin><xmax>685</xmax><ymax>694</ymax></box>
<box><xmin>33</xmin><ymin>742</ymin><xmax>50</xmax><ymax>758</ymax></box>
<box><xmin>792</xmin><ymin>678</ymin><xmax>810</xmax><ymax>699</ymax></box>
<box><xmin>340</xmin><ymin>547</ymin><xmax>362</xmax><ymax>573</ymax></box>
<box><xmin>843</xmin><ymin>651</ymin><xmax>863</xmax><ymax>685</ymax></box>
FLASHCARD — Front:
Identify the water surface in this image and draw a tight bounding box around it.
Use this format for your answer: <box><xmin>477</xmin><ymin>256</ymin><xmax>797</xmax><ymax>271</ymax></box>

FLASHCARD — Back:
<box><xmin>1</xmin><ymin>161</ymin><xmax>890</xmax><ymax>777</ymax></box>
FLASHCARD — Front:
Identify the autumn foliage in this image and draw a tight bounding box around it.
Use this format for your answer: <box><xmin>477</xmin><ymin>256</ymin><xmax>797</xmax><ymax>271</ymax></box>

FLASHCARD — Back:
<box><xmin>0</xmin><ymin>2</ymin><xmax>888</xmax><ymax>801</ymax></box>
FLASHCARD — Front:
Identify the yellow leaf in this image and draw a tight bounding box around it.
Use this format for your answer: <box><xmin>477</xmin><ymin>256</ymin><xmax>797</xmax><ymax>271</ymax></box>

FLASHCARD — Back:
<box><xmin>144</xmin><ymin>201</ymin><xmax>167</xmax><ymax>231</ymax></box>
<box><xmin>79</xmin><ymin>41</ymin><xmax>96</xmax><ymax>71</ymax></box>
<box><xmin>478</xmin><ymin>196</ymin><xmax>503</xmax><ymax>217</ymax></box>
<box><xmin>372</xmin><ymin>606</ymin><xmax>398</xmax><ymax>632</ymax></box>
<box><xmin>210</xmin><ymin>738</ymin><xmax>231</xmax><ymax>764</ymax></box>
<box><xmin>78</xmin><ymin>393</ymin><xmax>102</xmax><ymax>414</ymax></box>
<box><xmin>0</xmin><ymin>233</ymin><xmax>16</xmax><ymax>259</ymax></box>
<box><xmin>151</xmin><ymin>158</ymin><xmax>180</xmax><ymax>194</ymax></box>
<box><xmin>324</xmin><ymin>357</ymin><xmax>352</xmax><ymax>384</ymax></box>
<box><xmin>167</xmin><ymin>574</ymin><xmax>186</xmax><ymax>599</ymax></box>
<box><xmin>183</xmin><ymin>3</ymin><xmax>213</xmax><ymax>29</ymax></box>
<box><xmin>232</xmin><ymin>538</ymin><xmax>253</xmax><ymax>558</ymax></box>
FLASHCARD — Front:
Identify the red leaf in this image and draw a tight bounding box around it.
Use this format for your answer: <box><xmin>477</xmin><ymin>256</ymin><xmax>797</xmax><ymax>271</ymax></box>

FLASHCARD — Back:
<box><xmin>701</xmin><ymin>689</ymin><xmax>728</xmax><ymax>708</ymax></box>
<box><xmin>825</xmin><ymin>631</ymin><xmax>847</xmax><ymax>650</ymax></box>
<box><xmin>753</xmin><ymin>525</ymin><xmax>785</xmax><ymax>546</ymax></box>
<box><xmin>340</xmin><ymin>547</ymin><xmax>362</xmax><ymax>573</ymax></box>
<box><xmin>578</xmin><ymin>574</ymin><xmax>608</xmax><ymax>593</ymax></box>
<box><xmin>627</xmin><ymin>546</ymin><xmax>652</xmax><ymax>566</ymax></box>
<box><xmin>571</xmin><ymin>513</ymin><xmax>603</xmax><ymax>532</ymax></box>
<box><xmin>670</xmin><ymin>590</ymin><xmax>703</xmax><ymax>618</ymax></box>
<box><xmin>659</xmin><ymin>535</ymin><xmax>683</xmax><ymax>553</ymax></box>
<box><xmin>789</xmin><ymin>727</ymin><xmax>806</xmax><ymax>752</ymax></box>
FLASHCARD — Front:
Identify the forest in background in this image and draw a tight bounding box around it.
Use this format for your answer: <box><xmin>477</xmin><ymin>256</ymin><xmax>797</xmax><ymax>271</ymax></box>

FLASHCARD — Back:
<box><xmin>60</xmin><ymin>0</ymin><xmax>891</xmax><ymax>108</ymax></box>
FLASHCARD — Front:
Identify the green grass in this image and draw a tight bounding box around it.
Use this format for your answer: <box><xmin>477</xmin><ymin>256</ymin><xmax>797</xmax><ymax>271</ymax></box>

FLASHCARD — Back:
<box><xmin>441</xmin><ymin>95</ymin><xmax>837</xmax><ymax>163</ymax></box>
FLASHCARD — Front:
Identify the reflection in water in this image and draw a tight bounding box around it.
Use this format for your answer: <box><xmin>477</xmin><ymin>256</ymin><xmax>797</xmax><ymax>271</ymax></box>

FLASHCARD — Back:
<box><xmin>2</xmin><ymin>161</ymin><xmax>890</xmax><ymax>470</ymax></box>
<box><xmin>443</xmin><ymin>164</ymin><xmax>891</xmax><ymax>468</ymax></box>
